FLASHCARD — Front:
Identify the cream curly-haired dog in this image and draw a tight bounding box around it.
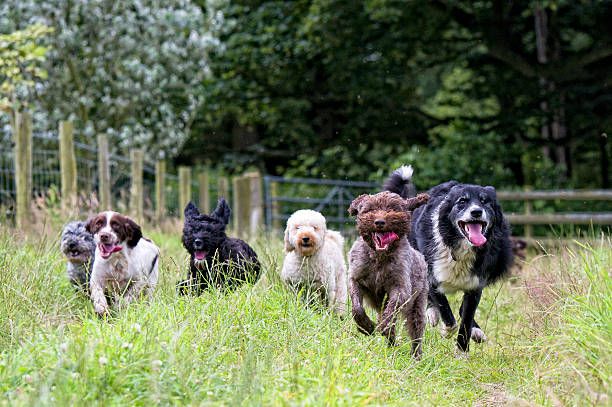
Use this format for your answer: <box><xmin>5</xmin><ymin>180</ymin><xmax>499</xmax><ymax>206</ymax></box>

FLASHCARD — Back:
<box><xmin>281</xmin><ymin>209</ymin><xmax>348</xmax><ymax>315</ymax></box>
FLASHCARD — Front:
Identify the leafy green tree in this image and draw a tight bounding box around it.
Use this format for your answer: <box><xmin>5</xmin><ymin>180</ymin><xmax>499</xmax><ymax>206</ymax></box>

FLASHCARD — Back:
<box><xmin>1</xmin><ymin>0</ymin><xmax>211</xmax><ymax>158</ymax></box>
<box><xmin>183</xmin><ymin>0</ymin><xmax>441</xmax><ymax>175</ymax></box>
<box><xmin>0</xmin><ymin>23</ymin><xmax>52</xmax><ymax>118</ymax></box>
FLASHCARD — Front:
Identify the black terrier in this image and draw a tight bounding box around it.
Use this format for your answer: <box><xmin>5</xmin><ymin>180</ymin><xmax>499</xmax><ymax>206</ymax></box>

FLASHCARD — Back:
<box><xmin>178</xmin><ymin>198</ymin><xmax>261</xmax><ymax>294</ymax></box>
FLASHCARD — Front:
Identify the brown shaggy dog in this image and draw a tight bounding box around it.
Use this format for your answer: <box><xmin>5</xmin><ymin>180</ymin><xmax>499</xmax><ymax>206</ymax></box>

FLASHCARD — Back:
<box><xmin>348</xmin><ymin>191</ymin><xmax>429</xmax><ymax>357</ymax></box>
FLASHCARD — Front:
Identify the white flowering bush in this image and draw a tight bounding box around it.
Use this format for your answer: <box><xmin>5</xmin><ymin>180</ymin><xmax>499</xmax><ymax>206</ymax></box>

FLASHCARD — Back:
<box><xmin>0</xmin><ymin>0</ymin><xmax>215</xmax><ymax>159</ymax></box>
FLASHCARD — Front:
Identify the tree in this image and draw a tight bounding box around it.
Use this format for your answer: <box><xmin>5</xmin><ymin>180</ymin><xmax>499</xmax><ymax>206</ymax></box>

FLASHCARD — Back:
<box><xmin>425</xmin><ymin>0</ymin><xmax>612</xmax><ymax>187</ymax></box>
<box><xmin>183</xmin><ymin>0</ymin><xmax>440</xmax><ymax>176</ymax></box>
<box><xmin>1</xmin><ymin>0</ymin><xmax>212</xmax><ymax>158</ymax></box>
<box><xmin>0</xmin><ymin>23</ymin><xmax>52</xmax><ymax>121</ymax></box>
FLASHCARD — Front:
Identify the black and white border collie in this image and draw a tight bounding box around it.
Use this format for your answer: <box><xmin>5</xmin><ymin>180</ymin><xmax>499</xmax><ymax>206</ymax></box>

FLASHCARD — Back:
<box><xmin>385</xmin><ymin>166</ymin><xmax>512</xmax><ymax>353</ymax></box>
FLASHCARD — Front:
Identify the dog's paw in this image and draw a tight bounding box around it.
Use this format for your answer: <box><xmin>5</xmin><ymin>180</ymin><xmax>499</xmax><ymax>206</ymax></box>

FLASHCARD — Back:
<box><xmin>440</xmin><ymin>323</ymin><xmax>458</xmax><ymax>338</ymax></box>
<box><xmin>426</xmin><ymin>307</ymin><xmax>440</xmax><ymax>327</ymax></box>
<box><xmin>94</xmin><ymin>305</ymin><xmax>109</xmax><ymax>317</ymax></box>
<box><xmin>471</xmin><ymin>327</ymin><xmax>487</xmax><ymax>343</ymax></box>
<box><xmin>454</xmin><ymin>346</ymin><xmax>469</xmax><ymax>359</ymax></box>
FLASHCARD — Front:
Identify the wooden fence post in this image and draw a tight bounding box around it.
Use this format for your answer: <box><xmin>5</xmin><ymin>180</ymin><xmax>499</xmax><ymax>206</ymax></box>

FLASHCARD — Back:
<box><xmin>524</xmin><ymin>200</ymin><xmax>533</xmax><ymax>238</ymax></box>
<box><xmin>59</xmin><ymin>120</ymin><xmax>77</xmax><ymax>210</ymax></box>
<box><xmin>13</xmin><ymin>112</ymin><xmax>32</xmax><ymax>228</ymax></box>
<box><xmin>97</xmin><ymin>133</ymin><xmax>111</xmax><ymax>210</ymax></box>
<box><xmin>155</xmin><ymin>160</ymin><xmax>166</xmax><ymax>223</ymax></box>
<box><xmin>245</xmin><ymin>171</ymin><xmax>263</xmax><ymax>234</ymax></box>
<box><xmin>270</xmin><ymin>181</ymin><xmax>281</xmax><ymax>231</ymax></box>
<box><xmin>218</xmin><ymin>176</ymin><xmax>229</xmax><ymax>201</ymax></box>
<box><xmin>198</xmin><ymin>171</ymin><xmax>210</xmax><ymax>214</ymax></box>
<box><xmin>130</xmin><ymin>149</ymin><xmax>144</xmax><ymax>223</ymax></box>
<box><xmin>179</xmin><ymin>166</ymin><xmax>191</xmax><ymax>218</ymax></box>
<box><xmin>232</xmin><ymin>175</ymin><xmax>251</xmax><ymax>237</ymax></box>
<box><xmin>524</xmin><ymin>187</ymin><xmax>533</xmax><ymax>238</ymax></box>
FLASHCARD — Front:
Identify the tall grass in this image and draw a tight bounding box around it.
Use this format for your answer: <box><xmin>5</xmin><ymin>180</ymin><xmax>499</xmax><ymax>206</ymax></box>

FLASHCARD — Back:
<box><xmin>0</xmin><ymin>220</ymin><xmax>610</xmax><ymax>406</ymax></box>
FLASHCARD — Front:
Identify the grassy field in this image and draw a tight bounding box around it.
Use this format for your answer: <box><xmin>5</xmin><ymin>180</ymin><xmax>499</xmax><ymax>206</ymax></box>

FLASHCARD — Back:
<box><xmin>0</xmin><ymin>219</ymin><xmax>610</xmax><ymax>406</ymax></box>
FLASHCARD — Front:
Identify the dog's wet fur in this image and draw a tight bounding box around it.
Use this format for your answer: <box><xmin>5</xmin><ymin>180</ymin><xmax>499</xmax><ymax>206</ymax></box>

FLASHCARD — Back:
<box><xmin>386</xmin><ymin>169</ymin><xmax>512</xmax><ymax>353</ymax></box>
<box><xmin>178</xmin><ymin>198</ymin><xmax>261</xmax><ymax>294</ymax></box>
<box><xmin>347</xmin><ymin>190</ymin><xmax>430</xmax><ymax>357</ymax></box>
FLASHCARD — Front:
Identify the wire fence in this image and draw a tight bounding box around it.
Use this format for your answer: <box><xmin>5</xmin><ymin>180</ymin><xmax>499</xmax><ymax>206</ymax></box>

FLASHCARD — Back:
<box><xmin>0</xmin><ymin>127</ymin><xmax>224</xmax><ymax>221</ymax></box>
<box><xmin>0</xmin><ymin>131</ymin><xmax>14</xmax><ymax>217</ymax></box>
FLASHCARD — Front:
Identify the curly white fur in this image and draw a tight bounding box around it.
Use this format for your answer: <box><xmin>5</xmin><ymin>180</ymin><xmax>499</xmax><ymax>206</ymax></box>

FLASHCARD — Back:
<box><xmin>281</xmin><ymin>210</ymin><xmax>348</xmax><ymax>315</ymax></box>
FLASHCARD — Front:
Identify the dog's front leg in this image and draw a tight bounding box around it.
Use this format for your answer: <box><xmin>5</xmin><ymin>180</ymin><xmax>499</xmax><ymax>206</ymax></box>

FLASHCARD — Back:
<box><xmin>90</xmin><ymin>279</ymin><xmax>109</xmax><ymax>316</ymax></box>
<box><xmin>456</xmin><ymin>289</ymin><xmax>482</xmax><ymax>353</ymax></box>
<box><xmin>428</xmin><ymin>287</ymin><xmax>458</xmax><ymax>336</ymax></box>
<box><xmin>121</xmin><ymin>278</ymin><xmax>148</xmax><ymax>306</ymax></box>
<box><xmin>459</xmin><ymin>296</ymin><xmax>487</xmax><ymax>343</ymax></box>
<box><xmin>350</xmin><ymin>280</ymin><xmax>375</xmax><ymax>335</ymax></box>
<box><xmin>378</xmin><ymin>291</ymin><xmax>404</xmax><ymax>346</ymax></box>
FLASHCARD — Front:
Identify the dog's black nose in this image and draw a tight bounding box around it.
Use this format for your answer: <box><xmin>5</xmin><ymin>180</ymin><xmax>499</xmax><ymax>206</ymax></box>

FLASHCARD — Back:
<box><xmin>301</xmin><ymin>236</ymin><xmax>310</xmax><ymax>243</ymax></box>
<box><xmin>68</xmin><ymin>241</ymin><xmax>76</xmax><ymax>249</ymax></box>
<box><xmin>375</xmin><ymin>219</ymin><xmax>386</xmax><ymax>228</ymax></box>
<box><xmin>194</xmin><ymin>238</ymin><xmax>204</xmax><ymax>249</ymax></box>
<box><xmin>471</xmin><ymin>208</ymin><xmax>483</xmax><ymax>218</ymax></box>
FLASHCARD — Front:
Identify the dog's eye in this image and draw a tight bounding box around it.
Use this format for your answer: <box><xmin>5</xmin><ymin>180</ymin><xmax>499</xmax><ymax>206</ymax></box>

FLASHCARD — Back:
<box><xmin>457</xmin><ymin>197</ymin><xmax>468</xmax><ymax>205</ymax></box>
<box><xmin>313</xmin><ymin>226</ymin><xmax>318</xmax><ymax>230</ymax></box>
<box><xmin>296</xmin><ymin>226</ymin><xmax>300</xmax><ymax>230</ymax></box>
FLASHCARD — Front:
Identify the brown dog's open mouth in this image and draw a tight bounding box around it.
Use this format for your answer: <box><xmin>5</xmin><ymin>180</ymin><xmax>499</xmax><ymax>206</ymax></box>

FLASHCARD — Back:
<box><xmin>372</xmin><ymin>232</ymin><xmax>399</xmax><ymax>252</ymax></box>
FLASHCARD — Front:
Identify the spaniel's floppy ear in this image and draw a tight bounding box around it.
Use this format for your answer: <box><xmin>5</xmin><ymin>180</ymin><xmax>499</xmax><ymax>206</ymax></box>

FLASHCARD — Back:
<box><xmin>84</xmin><ymin>214</ymin><xmax>102</xmax><ymax>235</ymax></box>
<box><xmin>405</xmin><ymin>193</ymin><xmax>429</xmax><ymax>211</ymax></box>
<box><xmin>125</xmin><ymin>217</ymin><xmax>143</xmax><ymax>248</ymax></box>
<box><xmin>284</xmin><ymin>225</ymin><xmax>294</xmax><ymax>252</ymax></box>
<box><xmin>184</xmin><ymin>201</ymin><xmax>200</xmax><ymax>219</ymax></box>
<box><xmin>84</xmin><ymin>216</ymin><xmax>94</xmax><ymax>235</ymax></box>
<box><xmin>211</xmin><ymin>197</ymin><xmax>231</xmax><ymax>226</ymax></box>
<box><xmin>348</xmin><ymin>194</ymin><xmax>369</xmax><ymax>216</ymax></box>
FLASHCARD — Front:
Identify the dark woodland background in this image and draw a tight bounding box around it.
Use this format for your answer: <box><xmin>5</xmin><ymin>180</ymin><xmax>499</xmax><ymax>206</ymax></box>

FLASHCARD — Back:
<box><xmin>2</xmin><ymin>0</ymin><xmax>611</xmax><ymax>190</ymax></box>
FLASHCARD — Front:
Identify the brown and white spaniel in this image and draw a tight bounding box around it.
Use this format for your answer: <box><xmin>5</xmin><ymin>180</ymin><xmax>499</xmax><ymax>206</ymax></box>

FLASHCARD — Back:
<box><xmin>85</xmin><ymin>211</ymin><xmax>159</xmax><ymax>316</ymax></box>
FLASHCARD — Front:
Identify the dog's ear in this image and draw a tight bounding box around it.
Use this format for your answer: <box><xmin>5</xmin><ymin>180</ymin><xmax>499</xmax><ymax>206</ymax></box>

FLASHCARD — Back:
<box><xmin>348</xmin><ymin>194</ymin><xmax>369</xmax><ymax>216</ymax></box>
<box><xmin>284</xmin><ymin>225</ymin><xmax>294</xmax><ymax>252</ymax></box>
<box><xmin>184</xmin><ymin>201</ymin><xmax>200</xmax><ymax>219</ymax></box>
<box><xmin>211</xmin><ymin>197</ymin><xmax>231</xmax><ymax>226</ymax></box>
<box><xmin>485</xmin><ymin>186</ymin><xmax>505</xmax><ymax>226</ymax></box>
<box><xmin>405</xmin><ymin>193</ymin><xmax>429</xmax><ymax>211</ymax></box>
<box><xmin>484</xmin><ymin>186</ymin><xmax>497</xmax><ymax>198</ymax></box>
<box><xmin>125</xmin><ymin>217</ymin><xmax>143</xmax><ymax>248</ymax></box>
<box><xmin>84</xmin><ymin>216</ymin><xmax>94</xmax><ymax>234</ymax></box>
<box><xmin>84</xmin><ymin>215</ymin><xmax>103</xmax><ymax>235</ymax></box>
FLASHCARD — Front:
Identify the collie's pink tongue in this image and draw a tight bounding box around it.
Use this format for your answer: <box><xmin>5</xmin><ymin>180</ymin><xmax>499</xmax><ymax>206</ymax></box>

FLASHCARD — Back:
<box><xmin>380</xmin><ymin>232</ymin><xmax>399</xmax><ymax>245</ymax></box>
<box><xmin>195</xmin><ymin>250</ymin><xmax>207</xmax><ymax>260</ymax></box>
<box><xmin>466</xmin><ymin>223</ymin><xmax>487</xmax><ymax>246</ymax></box>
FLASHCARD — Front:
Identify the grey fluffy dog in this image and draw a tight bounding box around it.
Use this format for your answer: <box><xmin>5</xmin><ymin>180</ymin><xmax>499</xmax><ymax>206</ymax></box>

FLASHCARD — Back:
<box><xmin>60</xmin><ymin>221</ymin><xmax>95</xmax><ymax>289</ymax></box>
<box><xmin>347</xmin><ymin>191</ymin><xmax>429</xmax><ymax>357</ymax></box>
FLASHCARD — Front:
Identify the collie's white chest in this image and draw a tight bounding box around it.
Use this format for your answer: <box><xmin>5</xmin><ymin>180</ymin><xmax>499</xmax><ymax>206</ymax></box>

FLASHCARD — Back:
<box><xmin>431</xmin><ymin>206</ymin><xmax>480</xmax><ymax>293</ymax></box>
<box><xmin>432</xmin><ymin>240</ymin><xmax>479</xmax><ymax>293</ymax></box>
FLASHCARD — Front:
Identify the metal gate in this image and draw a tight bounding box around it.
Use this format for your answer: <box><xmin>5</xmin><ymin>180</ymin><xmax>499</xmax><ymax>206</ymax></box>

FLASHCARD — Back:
<box><xmin>263</xmin><ymin>175</ymin><xmax>380</xmax><ymax>232</ymax></box>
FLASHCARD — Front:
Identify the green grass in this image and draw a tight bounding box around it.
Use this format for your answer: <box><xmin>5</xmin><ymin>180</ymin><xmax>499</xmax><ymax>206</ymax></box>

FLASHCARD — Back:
<box><xmin>0</xmin><ymin>224</ymin><xmax>610</xmax><ymax>406</ymax></box>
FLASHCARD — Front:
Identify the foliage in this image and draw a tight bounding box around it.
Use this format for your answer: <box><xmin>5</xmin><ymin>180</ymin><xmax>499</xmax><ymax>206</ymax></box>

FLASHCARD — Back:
<box><xmin>0</xmin><ymin>0</ymin><xmax>212</xmax><ymax>158</ymax></box>
<box><xmin>0</xmin><ymin>23</ymin><xmax>52</xmax><ymax>114</ymax></box>
<box><xmin>184</xmin><ymin>0</ymin><xmax>611</xmax><ymax>189</ymax></box>
<box><xmin>183</xmin><ymin>0</ymin><xmax>437</xmax><ymax>174</ymax></box>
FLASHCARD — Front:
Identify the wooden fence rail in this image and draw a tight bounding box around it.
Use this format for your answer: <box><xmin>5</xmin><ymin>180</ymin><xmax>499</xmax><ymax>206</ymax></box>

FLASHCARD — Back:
<box><xmin>498</xmin><ymin>189</ymin><xmax>612</xmax><ymax>237</ymax></box>
<box><xmin>498</xmin><ymin>190</ymin><xmax>612</xmax><ymax>201</ymax></box>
